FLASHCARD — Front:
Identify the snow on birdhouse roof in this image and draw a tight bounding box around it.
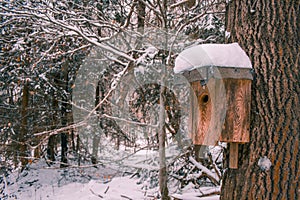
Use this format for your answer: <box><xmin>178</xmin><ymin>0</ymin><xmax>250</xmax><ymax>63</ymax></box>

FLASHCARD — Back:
<box><xmin>174</xmin><ymin>43</ymin><xmax>252</xmax><ymax>74</ymax></box>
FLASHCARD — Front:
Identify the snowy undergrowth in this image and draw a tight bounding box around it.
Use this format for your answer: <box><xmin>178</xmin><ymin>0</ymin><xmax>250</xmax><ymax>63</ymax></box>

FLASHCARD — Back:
<box><xmin>1</xmin><ymin>159</ymin><xmax>144</xmax><ymax>200</ymax></box>
<box><xmin>1</xmin><ymin>145</ymin><xmax>221</xmax><ymax>200</ymax></box>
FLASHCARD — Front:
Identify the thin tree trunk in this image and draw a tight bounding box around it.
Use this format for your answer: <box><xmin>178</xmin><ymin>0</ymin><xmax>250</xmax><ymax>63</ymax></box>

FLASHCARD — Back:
<box><xmin>137</xmin><ymin>0</ymin><xmax>145</xmax><ymax>33</ymax></box>
<box><xmin>47</xmin><ymin>74</ymin><xmax>59</xmax><ymax>164</ymax></box>
<box><xmin>92</xmin><ymin>81</ymin><xmax>103</xmax><ymax>165</ymax></box>
<box><xmin>20</xmin><ymin>81</ymin><xmax>29</xmax><ymax>168</ymax></box>
<box><xmin>159</xmin><ymin>85</ymin><xmax>169</xmax><ymax>200</ymax></box>
<box><xmin>159</xmin><ymin>1</ymin><xmax>170</xmax><ymax>199</ymax></box>
<box><xmin>159</xmin><ymin>77</ymin><xmax>169</xmax><ymax>200</ymax></box>
<box><xmin>135</xmin><ymin>0</ymin><xmax>146</xmax><ymax>49</ymax></box>
<box><xmin>47</xmin><ymin>134</ymin><xmax>56</xmax><ymax>164</ymax></box>
<box><xmin>60</xmin><ymin>61</ymin><xmax>69</xmax><ymax>168</ymax></box>
<box><xmin>68</xmin><ymin>90</ymin><xmax>75</xmax><ymax>152</ymax></box>
<box><xmin>9</xmin><ymin>88</ymin><xmax>14</xmax><ymax>105</ymax></box>
<box><xmin>221</xmin><ymin>1</ymin><xmax>299</xmax><ymax>199</ymax></box>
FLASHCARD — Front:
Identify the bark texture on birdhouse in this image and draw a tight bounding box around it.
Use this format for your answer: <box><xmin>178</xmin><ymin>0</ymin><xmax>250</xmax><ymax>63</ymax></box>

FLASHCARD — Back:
<box><xmin>175</xmin><ymin>43</ymin><xmax>253</xmax><ymax>169</ymax></box>
<box><xmin>186</xmin><ymin>67</ymin><xmax>252</xmax><ymax>145</ymax></box>
<box><xmin>220</xmin><ymin>79</ymin><xmax>251</xmax><ymax>143</ymax></box>
<box><xmin>189</xmin><ymin>78</ymin><xmax>226</xmax><ymax>145</ymax></box>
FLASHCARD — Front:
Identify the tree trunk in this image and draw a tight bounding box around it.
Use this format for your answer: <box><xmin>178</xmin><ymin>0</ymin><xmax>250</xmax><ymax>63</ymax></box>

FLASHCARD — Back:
<box><xmin>20</xmin><ymin>81</ymin><xmax>29</xmax><ymax>168</ymax></box>
<box><xmin>137</xmin><ymin>0</ymin><xmax>145</xmax><ymax>33</ymax></box>
<box><xmin>159</xmin><ymin>1</ymin><xmax>170</xmax><ymax>195</ymax></box>
<box><xmin>47</xmin><ymin>74</ymin><xmax>59</xmax><ymax>164</ymax></box>
<box><xmin>60</xmin><ymin>61</ymin><xmax>69</xmax><ymax>168</ymax></box>
<box><xmin>135</xmin><ymin>0</ymin><xmax>146</xmax><ymax>49</ymax></box>
<box><xmin>159</xmin><ymin>81</ymin><xmax>169</xmax><ymax>200</ymax></box>
<box><xmin>158</xmin><ymin>1</ymin><xmax>170</xmax><ymax>199</ymax></box>
<box><xmin>91</xmin><ymin>81</ymin><xmax>102</xmax><ymax>165</ymax></box>
<box><xmin>221</xmin><ymin>1</ymin><xmax>299</xmax><ymax>199</ymax></box>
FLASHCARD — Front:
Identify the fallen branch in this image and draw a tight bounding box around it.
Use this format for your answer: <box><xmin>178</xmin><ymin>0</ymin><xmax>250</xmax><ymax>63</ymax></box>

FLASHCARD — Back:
<box><xmin>189</xmin><ymin>156</ymin><xmax>219</xmax><ymax>184</ymax></box>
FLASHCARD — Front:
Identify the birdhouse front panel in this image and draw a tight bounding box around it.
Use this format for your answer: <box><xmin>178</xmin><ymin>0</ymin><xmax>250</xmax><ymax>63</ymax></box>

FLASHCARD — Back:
<box><xmin>189</xmin><ymin>81</ymin><xmax>212</xmax><ymax>145</ymax></box>
<box><xmin>189</xmin><ymin>78</ymin><xmax>227</xmax><ymax>145</ymax></box>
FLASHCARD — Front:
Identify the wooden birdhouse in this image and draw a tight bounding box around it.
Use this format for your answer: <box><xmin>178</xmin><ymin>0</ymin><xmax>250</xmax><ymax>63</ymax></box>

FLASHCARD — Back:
<box><xmin>174</xmin><ymin>43</ymin><xmax>253</xmax><ymax>169</ymax></box>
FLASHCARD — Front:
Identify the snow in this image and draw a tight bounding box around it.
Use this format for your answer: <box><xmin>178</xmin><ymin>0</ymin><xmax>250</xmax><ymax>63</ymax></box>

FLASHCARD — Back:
<box><xmin>2</xmin><ymin>150</ymin><xmax>221</xmax><ymax>200</ymax></box>
<box><xmin>258</xmin><ymin>156</ymin><xmax>272</xmax><ymax>171</ymax></box>
<box><xmin>2</xmin><ymin>161</ymin><xmax>145</xmax><ymax>200</ymax></box>
<box><xmin>174</xmin><ymin>43</ymin><xmax>252</xmax><ymax>74</ymax></box>
<box><xmin>136</xmin><ymin>46</ymin><xmax>159</xmax><ymax>65</ymax></box>
<box><xmin>171</xmin><ymin>185</ymin><xmax>220</xmax><ymax>200</ymax></box>
<box><xmin>172</xmin><ymin>194</ymin><xmax>219</xmax><ymax>200</ymax></box>
<box><xmin>145</xmin><ymin>46</ymin><xmax>159</xmax><ymax>59</ymax></box>
<box><xmin>225</xmin><ymin>31</ymin><xmax>231</xmax><ymax>39</ymax></box>
<box><xmin>53</xmin><ymin>177</ymin><xmax>145</xmax><ymax>200</ymax></box>
<box><xmin>1</xmin><ymin>137</ymin><xmax>223</xmax><ymax>200</ymax></box>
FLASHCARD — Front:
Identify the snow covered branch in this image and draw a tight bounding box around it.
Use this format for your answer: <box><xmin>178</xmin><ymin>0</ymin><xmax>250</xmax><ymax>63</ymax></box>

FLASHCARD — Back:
<box><xmin>0</xmin><ymin>1</ymin><xmax>135</xmax><ymax>61</ymax></box>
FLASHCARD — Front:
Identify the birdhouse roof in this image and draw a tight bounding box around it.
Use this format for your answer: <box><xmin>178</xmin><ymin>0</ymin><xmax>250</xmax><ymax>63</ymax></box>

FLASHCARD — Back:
<box><xmin>174</xmin><ymin>43</ymin><xmax>252</xmax><ymax>74</ymax></box>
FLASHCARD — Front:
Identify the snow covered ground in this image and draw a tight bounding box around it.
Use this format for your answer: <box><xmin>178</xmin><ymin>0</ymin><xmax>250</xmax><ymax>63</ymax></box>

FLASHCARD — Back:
<box><xmin>1</xmin><ymin>147</ymin><xmax>221</xmax><ymax>200</ymax></box>
<box><xmin>1</xmin><ymin>162</ymin><xmax>220</xmax><ymax>200</ymax></box>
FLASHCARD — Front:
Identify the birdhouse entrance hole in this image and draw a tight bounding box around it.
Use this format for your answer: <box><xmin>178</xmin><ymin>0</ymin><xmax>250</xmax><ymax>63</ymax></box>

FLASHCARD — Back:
<box><xmin>200</xmin><ymin>93</ymin><xmax>209</xmax><ymax>104</ymax></box>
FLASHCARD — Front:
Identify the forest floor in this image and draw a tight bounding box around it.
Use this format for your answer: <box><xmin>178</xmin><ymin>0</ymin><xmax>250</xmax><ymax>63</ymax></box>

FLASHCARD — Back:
<box><xmin>1</xmin><ymin>148</ymin><xmax>220</xmax><ymax>200</ymax></box>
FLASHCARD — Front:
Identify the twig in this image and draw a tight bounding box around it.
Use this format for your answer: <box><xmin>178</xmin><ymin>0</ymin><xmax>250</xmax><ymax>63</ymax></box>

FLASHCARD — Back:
<box><xmin>90</xmin><ymin>188</ymin><xmax>103</xmax><ymax>198</ymax></box>
<box><xmin>102</xmin><ymin>114</ymin><xmax>158</xmax><ymax>128</ymax></box>
<box><xmin>198</xmin><ymin>191</ymin><xmax>220</xmax><ymax>198</ymax></box>
<box><xmin>104</xmin><ymin>186</ymin><xmax>109</xmax><ymax>194</ymax></box>
<box><xmin>120</xmin><ymin>195</ymin><xmax>133</xmax><ymax>200</ymax></box>
<box><xmin>208</xmin><ymin>153</ymin><xmax>221</xmax><ymax>180</ymax></box>
<box><xmin>170</xmin><ymin>0</ymin><xmax>189</xmax><ymax>9</ymax></box>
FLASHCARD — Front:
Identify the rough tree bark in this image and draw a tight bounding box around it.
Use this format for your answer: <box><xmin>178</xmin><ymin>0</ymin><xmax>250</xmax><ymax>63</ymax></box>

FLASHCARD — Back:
<box><xmin>221</xmin><ymin>1</ymin><xmax>299</xmax><ymax>199</ymax></box>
